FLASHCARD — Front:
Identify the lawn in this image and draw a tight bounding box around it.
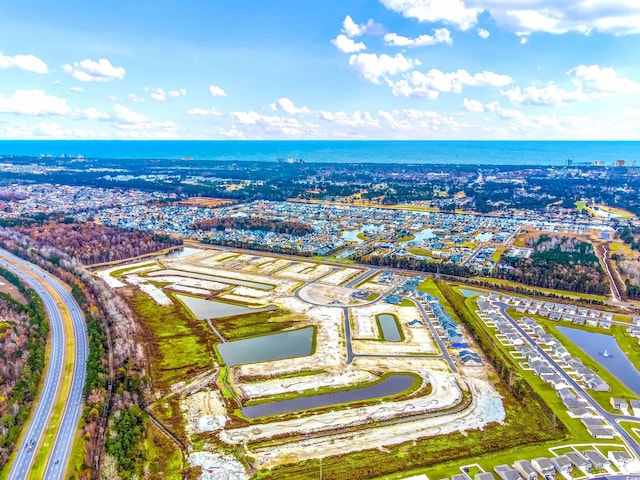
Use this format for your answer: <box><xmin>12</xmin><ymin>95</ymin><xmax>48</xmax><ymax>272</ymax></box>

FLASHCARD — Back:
<box><xmin>109</xmin><ymin>261</ymin><xmax>157</xmax><ymax>277</ymax></box>
<box><xmin>473</xmin><ymin>277</ymin><xmax>606</xmax><ymax>303</ymax></box>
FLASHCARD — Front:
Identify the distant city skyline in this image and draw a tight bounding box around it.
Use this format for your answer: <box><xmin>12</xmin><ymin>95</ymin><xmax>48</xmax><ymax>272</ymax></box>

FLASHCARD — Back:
<box><xmin>1</xmin><ymin>0</ymin><xmax>640</xmax><ymax>140</ymax></box>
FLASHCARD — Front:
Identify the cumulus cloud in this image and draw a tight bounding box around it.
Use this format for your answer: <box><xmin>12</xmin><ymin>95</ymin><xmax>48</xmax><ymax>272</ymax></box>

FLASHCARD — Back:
<box><xmin>188</xmin><ymin>107</ymin><xmax>222</xmax><ymax>116</ymax></box>
<box><xmin>77</xmin><ymin>107</ymin><xmax>111</xmax><ymax>121</ymax></box>
<box><xmin>341</xmin><ymin>15</ymin><xmax>384</xmax><ymax>37</ymax></box>
<box><xmin>484</xmin><ymin>101</ymin><xmax>524</xmax><ymax>120</ymax></box>
<box><xmin>113</xmin><ymin>104</ymin><xmax>148</xmax><ymax>124</ymax></box>
<box><xmin>209</xmin><ymin>85</ymin><xmax>227</xmax><ymax>97</ymax></box>
<box><xmin>383</xmin><ymin>28</ymin><xmax>451</xmax><ymax>47</ymax></box>
<box><xmin>149</xmin><ymin>87</ymin><xmax>187</xmax><ymax>100</ymax></box>
<box><xmin>568</xmin><ymin>64</ymin><xmax>640</xmax><ymax>95</ymax></box>
<box><xmin>502</xmin><ymin>65</ymin><xmax>640</xmax><ymax>107</ymax></box>
<box><xmin>0</xmin><ymin>89</ymin><xmax>72</xmax><ymax>116</ymax></box>
<box><xmin>388</xmin><ymin>68</ymin><xmax>512</xmax><ymax>98</ymax></box>
<box><xmin>128</xmin><ymin>93</ymin><xmax>145</xmax><ymax>103</ymax></box>
<box><xmin>269</xmin><ymin>98</ymin><xmax>312</xmax><ymax>116</ymax></box>
<box><xmin>380</xmin><ymin>0</ymin><xmax>640</xmax><ymax>36</ymax></box>
<box><xmin>502</xmin><ymin>83</ymin><xmax>587</xmax><ymax>106</ymax></box>
<box><xmin>463</xmin><ymin>98</ymin><xmax>485</xmax><ymax>112</ymax></box>
<box><xmin>0</xmin><ymin>52</ymin><xmax>49</xmax><ymax>74</ymax></box>
<box><xmin>477</xmin><ymin>28</ymin><xmax>490</xmax><ymax>39</ymax></box>
<box><xmin>70</xmin><ymin>86</ymin><xmax>84</xmax><ymax>92</ymax></box>
<box><xmin>332</xmin><ymin>34</ymin><xmax>367</xmax><ymax>53</ymax></box>
<box><xmin>62</xmin><ymin>58</ymin><xmax>125</xmax><ymax>82</ymax></box>
<box><xmin>380</xmin><ymin>0</ymin><xmax>481</xmax><ymax>31</ymax></box>
<box><xmin>348</xmin><ymin>52</ymin><xmax>419</xmax><ymax>84</ymax></box>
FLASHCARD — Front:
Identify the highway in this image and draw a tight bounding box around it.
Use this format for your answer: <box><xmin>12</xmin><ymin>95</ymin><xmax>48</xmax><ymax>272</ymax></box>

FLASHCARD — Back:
<box><xmin>495</xmin><ymin>302</ymin><xmax>640</xmax><ymax>459</ymax></box>
<box><xmin>1</xmin><ymin>249</ymin><xmax>88</xmax><ymax>480</ymax></box>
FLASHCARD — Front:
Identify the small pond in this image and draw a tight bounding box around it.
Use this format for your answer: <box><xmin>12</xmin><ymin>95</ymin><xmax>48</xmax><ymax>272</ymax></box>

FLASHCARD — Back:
<box><xmin>378</xmin><ymin>314</ymin><xmax>402</xmax><ymax>342</ymax></box>
<box><xmin>412</xmin><ymin>228</ymin><xmax>437</xmax><ymax>243</ymax></box>
<box><xmin>475</xmin><ymin>232</ymin><xmax>493</xmax><ymax>242</ymax></box>
<box><xmin>217</xmin><ymin>326</ymin><xmax>314</xmax><ymax>366</ymax></box>
<box><xmin>242</xmin><ymin>374</ymin><xmax>415</xmax><ymax>418</ymax></box>
<box><xmin>176</xmin><ymin>294</ymin><xmax>276</xmax><ymax>320</ymax></box>
<box><xmin>459</xmin><ymin>288</ymin><xmax>482</xmax><ymax>297</ymax></box>
<box><xmin>341</xmin><ymin>230</ymin><xmax>364</xmax><ymax>243</ymax></box>
<box><xmin>558</xmin><ymin>326</ymin><xmax>640</xmax><ymax>396</ymax></box>
<box><xmin>165</xmin><ymin>247</ymin><xmax>202</xmax><ymax>258</ymax></box>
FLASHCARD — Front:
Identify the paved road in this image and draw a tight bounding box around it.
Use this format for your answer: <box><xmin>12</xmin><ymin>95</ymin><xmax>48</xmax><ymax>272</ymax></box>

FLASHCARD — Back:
<box><xmin>495</xmin><ymin>302</ymin><xmax>640</xmax><ymax>459</ymax></box>
<box><xmin>1</xmin><ymin>249</ymin><xmax>88</xmax><ymax>480</ymax></box>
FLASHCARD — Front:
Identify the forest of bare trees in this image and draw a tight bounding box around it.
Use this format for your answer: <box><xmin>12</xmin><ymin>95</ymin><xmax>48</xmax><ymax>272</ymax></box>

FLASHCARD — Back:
<box><xmin>15</xmin><ymin>222</ymin><xmax>181</xmax><ymax>265</ymax></box>
<box><xmin>497</xmin><ymin>235</ymin><xmax>609</xmax><ymax>294</ymax></box>
<box><xmin>0</xmin><ymin>228</ymin><xmax>148</xmax><ymax>479</ymax></box>
<box><xmin>0</xmin><ymin>273</ymin><xmax>47</xmax><ymax>469</ymax></box>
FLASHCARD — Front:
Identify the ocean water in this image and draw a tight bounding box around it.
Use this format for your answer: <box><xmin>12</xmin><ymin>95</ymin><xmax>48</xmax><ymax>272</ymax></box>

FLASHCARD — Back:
<box><xmin>0</xmin><ymin>140</ymin><xmax>639</xmax><ymax>165</ymax></box>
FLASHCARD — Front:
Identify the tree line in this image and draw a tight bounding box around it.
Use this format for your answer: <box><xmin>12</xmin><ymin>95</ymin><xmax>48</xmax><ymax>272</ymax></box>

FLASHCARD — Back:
<box><xmin>0</xmin><ymin>270</ymin><xmax>48</xmax><ymax>470</ymax></box>
<box><xmin>192</xmin><ymin>216</ymin><xmax>313</xmax><ymax>236</ymax></box>
<box><xmin>497</xmin><ymin>235</ymin><xmax>609</xmax><ymax>295</ymax></box>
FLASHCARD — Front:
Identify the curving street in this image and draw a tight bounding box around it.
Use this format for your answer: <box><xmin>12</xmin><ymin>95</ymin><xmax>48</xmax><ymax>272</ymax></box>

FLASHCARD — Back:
<box><xmin>496</xmin><ymin>302</ymin><xmax>640</xmax><ymax>459</ymax></box>
<box><xmin>1</xmin><ymin>249</ymin><xmax>88</xmax><ymax>480</ymax></box>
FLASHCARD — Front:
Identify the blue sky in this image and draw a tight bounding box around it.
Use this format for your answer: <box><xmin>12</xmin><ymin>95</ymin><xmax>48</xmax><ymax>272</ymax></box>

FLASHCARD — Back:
<box><xmin>1</xmin><ymin>0</ymin><xmax>640</xmax><ymax>140</ymax></box>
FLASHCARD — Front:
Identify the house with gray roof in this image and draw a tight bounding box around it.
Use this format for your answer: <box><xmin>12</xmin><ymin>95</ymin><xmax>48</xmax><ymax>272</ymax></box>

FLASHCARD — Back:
<box><xmin>582</xmin><ymin>450</ymin><xmax>610</xmax><ymax>469</ymax></box>
<box><xmin>565</xmin><ymin>451</ymin><xmax>590</xmax><ymax>471</ymax></box>
<box><xmin>608</xmin><ymin>450</ymin><xmax>632</xmax><ymax>469</ymax></box>
<box><xmin>549</xmin><ymin>456</ymin><xmax>572</xmax><ymax>475</ymax></box>
<box><xmin>513</xmin><ymin>460</ymin><xmax>537</xmax><ymax>480</ymax></box>
<box><xmin>531</xmin><ymin>458</ymin><xmax>555</xmax><ymax>477</ymax></box>
<box><xmin>475</xmin><ymin>473</ymin><xmax>496</xmax><ymax>480</ymax></box>
<box><xmin>494</xmin><ymin>465</ymin><xmax>521</xmax><ymax>480</ymax></box>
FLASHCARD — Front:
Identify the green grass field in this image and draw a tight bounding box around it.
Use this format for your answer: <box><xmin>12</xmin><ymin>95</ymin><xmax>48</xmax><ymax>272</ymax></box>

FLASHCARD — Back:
<box><xmin>131</xmin><ymin>291</ymin><xmax>216</xmax><ymax>389</ymax></box>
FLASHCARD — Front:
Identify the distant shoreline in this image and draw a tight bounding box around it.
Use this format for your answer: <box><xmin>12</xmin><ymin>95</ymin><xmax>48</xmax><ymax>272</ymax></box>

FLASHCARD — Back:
<box><xmin>1</xmin><ymin>139</ymin><xmax>638</xmax><ymax>165</ymax></box>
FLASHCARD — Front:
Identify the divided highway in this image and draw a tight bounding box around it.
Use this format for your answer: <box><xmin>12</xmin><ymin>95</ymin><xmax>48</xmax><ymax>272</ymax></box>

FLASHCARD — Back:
<box><xmin>1</xmin><ymin>249</ymin><xmax>88</xmax><ymax>480</ymax></box>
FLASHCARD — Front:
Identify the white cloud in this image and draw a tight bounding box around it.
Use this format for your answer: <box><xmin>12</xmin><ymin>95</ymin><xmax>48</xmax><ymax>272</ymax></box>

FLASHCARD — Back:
<box><xmin>388</xmin><ymin>68</ymin><xmax>512</xmax><ymax>98</ymax></box>
<box><xmin>568</xmin><ymin>64</ymin><xmax>640</xmax><ymax>95</ymax></box>
<box><xmin>149</xmin><ymin>87</ymin><xmax>187</xmax><ymax>101</ymax></box>
<box><xmin>463</xmin><ymin>98</ymin><xmax>484</xmax><ymax>112</ymax></box>
<box><xmin>520</xmin><ymin>37</ymin><xmax>529</xmax><ymax>45</ymax></box>
<box><xmin>485</xmin><ymin>101</ymin><xmax>524</xmax><ymax>119</ymax></box>
<box><xmin>77</xmin><ymin>107</ymin><xmax>111</xmax><ymax>121</ymax></box>
<box><xmin>209</xmin><ymin>85</ymin><xmax>227</xmax><ymax>97</ymax></box>
<box><xmin>380</xmin><ymin>0</ymin><xmax>640</xmax><ymax>36</ymax></box>
<box><xmin>502</xmin><ymin>83</ymin><xmax>587</xmax><ymax>106</ymax></box>
<box><xmin>150</xmin><ymin>88</ymin><xmax>167</xmax><ymax>101</ymax></box>
<box><xmin>269</xmin><ymin>98</ymin><xmax>312</xmax><ymax>116</ymax></box>
<box><xmin>62</xmin><ymin>58</ymin><xmax>125</xmax><ymax>82</ymax></box>
<box><xmin>380</xmin><ymin>0</ymin><xmax>481</xmax><ymax>31</ymax></box>
<box><xmin>0</xmin><ymin>89</ymin><xmax>71</xmax><ymax>116</ymax></box>
<box><xmin>128</xmin><ymin>93</ymin><xmax>146</xmax><ymax>103</ymax></box>
<box><xmin>502</xmin><ymin>65</ymin><xmax>640</xmax><ymax>107</ymax></box>
<box><xmin>0</xmin><ymin>52</ymin><xmax>49</xmax><ymax>74</ymax></box>
<box><xmin>113</xmin><ymin>104</ymin><xmax>148</xmax><ymax>124</ymax></box>
<box><xmin>477</xmin><ymin>28</ymin><xmax>490</xmax><ymax>39</ymax></box>
<box><xmin>383</xmin><ymin>28</ymin><xmax>451</xmax><ymax>47</ymax></box>
<box><xmin>332</xmin><ymin>34</ymin><xmax>367</xmax><ymax>53</ymax></box>
<box><xmin>348</xmin><ymin>52</ymin><xmax>419</xmax><ymax>84</ymax></box>
<box><xmin>341</xmin><ymin>15</ymin><xmax>384</xmax><ymax>37</ymax></box>
<box><xmin>188</xmin><ymin>107</ymin><xmax>222</xmax><ymax>116</ymax></box>
<box><xmin>70</xmin><ymin>86</ymin><xmax>84</xmax><ymax>92</ymax></box>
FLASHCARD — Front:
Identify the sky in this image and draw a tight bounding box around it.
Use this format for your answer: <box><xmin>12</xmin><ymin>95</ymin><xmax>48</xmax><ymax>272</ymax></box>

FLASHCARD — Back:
<box><xmin>1</xmin><ymin>0</ymin><xmax>640</xmax><ymax>140</ymax></box>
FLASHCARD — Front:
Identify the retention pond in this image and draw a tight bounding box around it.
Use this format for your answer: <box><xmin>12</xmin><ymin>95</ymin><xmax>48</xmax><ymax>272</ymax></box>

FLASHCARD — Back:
<box><xmin>242</xmin><ymin>373</ymin><xmax>416</xmax><ymax>418</ymax></box>
<box><xmin>557</xmin><ymin>326</ymin><xmax>640</xmax><ymax>396</ymax></box>
<box><xmin>177</xmin><ymin>294</ymin><xmax>275</xmax><ymax>320</ymax></box>
<box><xmin>377</xmin><ymin>314</ymin><xmax>402</xmax><ymax>342</ymax></box>
<box><xmin>217</xmin><ymin>326</ymin><xmax>314</xmax><ymax>366</ymax></box>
